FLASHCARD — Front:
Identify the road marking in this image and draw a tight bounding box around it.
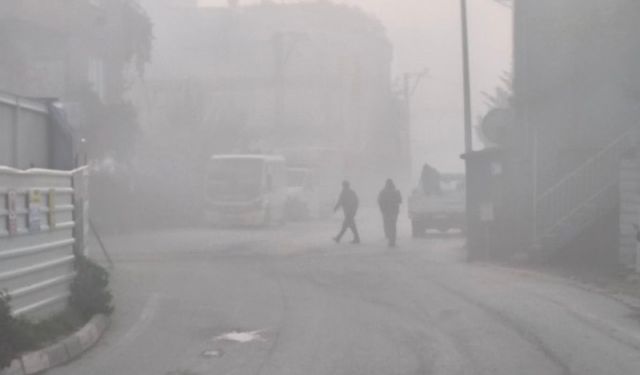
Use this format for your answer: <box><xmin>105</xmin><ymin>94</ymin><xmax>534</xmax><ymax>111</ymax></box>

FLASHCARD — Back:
<box><xmin>115</xmin><ymin>292</ymin><xmax>161</xmax><ymax>348</ymax></box>
<box><xmin>213</xmin><ymin>329</ymin><xmax>267</xmax><ymax>343</ymax></box>
<box><xmin>201</xmin><ymin>349</ymin><xmax>224</xmax><ymax>358</ymax></box>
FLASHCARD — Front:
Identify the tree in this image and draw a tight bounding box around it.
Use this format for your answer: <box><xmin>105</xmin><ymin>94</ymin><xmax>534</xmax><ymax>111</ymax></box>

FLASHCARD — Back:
<box><xmin>482</xmin><ymin>70</ymin><xmax>513</xmax><ymax>109</ymax></box>
<box><xmin>0</xmin><ymin>293</ymin><xmax>34</xmax><ymax>369</ymax></box>
<box><xmin>477</xmin><ymin>71</ymin><xmax>513</xmax><ymax>147</ymax></box>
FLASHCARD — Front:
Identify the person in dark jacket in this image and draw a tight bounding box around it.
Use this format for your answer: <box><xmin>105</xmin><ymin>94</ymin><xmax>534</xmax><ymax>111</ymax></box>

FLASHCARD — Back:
<box><xmin>378</xmin><ymin>179</ymin><xmax>402</xmax><ymax>247</ymax></box>
<box><xmin>333</xmin><ymin>180</ymin><xmax>360</xmax><ymax>244</ymax></box>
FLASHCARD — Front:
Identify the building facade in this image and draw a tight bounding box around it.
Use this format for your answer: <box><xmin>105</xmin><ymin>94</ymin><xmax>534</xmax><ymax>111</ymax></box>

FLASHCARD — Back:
<box><xmin>467</xmin><ymin>0</ymin><xmax>640</xmax><ymax>267</ymax></box>
<box><xmin>131</xmin><ymin>1</ymin><xmax>409</xmax><ymax>224</ymax></box>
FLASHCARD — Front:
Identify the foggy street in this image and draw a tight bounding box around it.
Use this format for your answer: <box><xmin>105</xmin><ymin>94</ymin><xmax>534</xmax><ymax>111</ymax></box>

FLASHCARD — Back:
<box><xmin>6</xmin><ymin>1</ymin><xmax>640</xmax><ymax>375</ymax></box>
<box><xmin>46</xmin><ymin>213</ymin><xmax>640</xmax><ymax>375</ymax></box>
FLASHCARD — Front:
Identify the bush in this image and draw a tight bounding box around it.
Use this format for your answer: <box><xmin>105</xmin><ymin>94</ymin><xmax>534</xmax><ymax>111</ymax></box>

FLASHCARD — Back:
<box><xmin>0</xmin><ymin>256</ymin><xmax>113</xmax><ymax>369</ymax></box>
<box><xmin>20</xmin><ymin>309</ymin><xmax>84</xmax><ymax>347</ymax></box>
<box><xmin>0</xmin><ymin>292</ymin><xmax>36</xmax><ymax>369</ymax></box>
<box><xmin>69</xmin><ymin>255</ymin><xmax>114</xmax><ymax>320</ymax></box>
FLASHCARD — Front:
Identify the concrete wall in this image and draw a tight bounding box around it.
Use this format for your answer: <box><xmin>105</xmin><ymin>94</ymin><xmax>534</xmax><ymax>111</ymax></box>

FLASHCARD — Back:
<box><xmin>0</xmin><ymin>167</ymin><xmax>88</xmax><ymax>320</ymax></box>
<box><xmin>514</xmin><ymin>0</ymin><xmax>640</xmax><ymax>192</ymax></box>
<box><xmin>620</xmin><ymin>158</ymin><xmax>640</xmax><ymax>272</ymax></box>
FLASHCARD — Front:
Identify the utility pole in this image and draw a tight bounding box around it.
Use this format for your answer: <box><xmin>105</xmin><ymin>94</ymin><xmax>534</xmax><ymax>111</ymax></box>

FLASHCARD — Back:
<box><xmin>460</xmin><ymin>0</ymin><xmax>474</xmax><ymax>259</ymax></box>
<box><xmin>272</xmin><ymin>31</ymin><xmax>307</xmax><ymax>132</ymax></box>
<box><xmin>460</xmin><ymin>0</ymin><xmax>473</xmax><ymax>154</ymax></box>
<box><xmin>402</xmin><ymin>69</ymin><xmax>428</xmax><ymax>184</ymax></box>
<box><xmin>273</xmin><ymin>32</ymin><xmax>285</xmax><ymax>132</ymax></box>
<box><xmin>402</xmin><ymin>69</ymin><xmax>428</xmax><ymax>105</ymax></box>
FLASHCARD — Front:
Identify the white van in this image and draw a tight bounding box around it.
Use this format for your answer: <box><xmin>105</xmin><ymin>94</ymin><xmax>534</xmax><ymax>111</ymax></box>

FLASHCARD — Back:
<box><xmin>204</xmin><ymin>155</ymin><xmax>287</xmax><ymax>226</ymax></box>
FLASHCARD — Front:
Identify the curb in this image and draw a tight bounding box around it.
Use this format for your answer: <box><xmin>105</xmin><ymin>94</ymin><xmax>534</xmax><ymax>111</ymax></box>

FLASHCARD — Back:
<box><xmin>485</xmin><ymin>262</ymin><xmax>640</xmax><ymax>311</ymax></box>
<box><xmin>1</xmin><ymin>314</ymin><xmax>110</xmax><ymax>375</ymax></box>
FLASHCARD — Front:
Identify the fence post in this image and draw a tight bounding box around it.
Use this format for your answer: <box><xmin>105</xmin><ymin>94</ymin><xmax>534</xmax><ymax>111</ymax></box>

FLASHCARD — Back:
<box><xmin>72</xmin><ymin>167</ymin><xmax>89</xmax><ymax>257</ymax></box>
<box><xmin>11</xmin><ymin>98</ymin><xmax>20</xmax><ymax>167</ymax></box>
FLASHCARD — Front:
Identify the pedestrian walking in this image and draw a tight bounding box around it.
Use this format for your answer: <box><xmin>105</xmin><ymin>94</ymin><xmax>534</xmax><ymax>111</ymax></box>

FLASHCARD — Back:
<box><xmin>333</xmin><ymin>180</ymin><xmax>360</xmax><ymax>244</ymax></box>
<box><xmin>378</xmin><ymin>179</ymin><xmax>402</xmax><ymax>247</ymax></box>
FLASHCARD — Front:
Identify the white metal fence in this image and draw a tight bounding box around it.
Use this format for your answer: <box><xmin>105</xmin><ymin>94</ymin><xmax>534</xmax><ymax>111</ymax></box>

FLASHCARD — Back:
<box><xmin>0</xmin><ymin>166</ymin><xmax>88</xmax><ymax>320</ymax></box>
<box><xmin>0</xmin><ymin>90</ymin><xmax>75</xmax><ymax>171</ymax></box>
<box><xmin>0</xmin><ymin>92</ymin><xmax>50</xmax><ymax>169</ymax></box>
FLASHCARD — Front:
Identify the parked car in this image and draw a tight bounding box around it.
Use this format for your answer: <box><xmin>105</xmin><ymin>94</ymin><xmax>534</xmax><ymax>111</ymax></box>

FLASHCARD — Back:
<box><xmin>408</xmin><ymin>165</ymin><xmax>465</xmax><ymax>236</ymax></box>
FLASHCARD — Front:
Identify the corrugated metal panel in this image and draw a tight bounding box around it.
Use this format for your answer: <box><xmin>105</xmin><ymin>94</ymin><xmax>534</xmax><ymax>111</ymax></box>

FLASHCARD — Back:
<box><xmin>0</xmin><ymin>167</ymin><xmax>86</xmax><ymax>320</ymax></box>
<box><xmin>0</xmin><ymin>91</ymin><xmax>51</xmax><ymax>169</ymax></box>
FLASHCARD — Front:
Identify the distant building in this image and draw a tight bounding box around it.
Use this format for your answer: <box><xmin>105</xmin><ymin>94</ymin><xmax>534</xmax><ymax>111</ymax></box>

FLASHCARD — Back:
<box><xmin>134</xmin><ymin>0</ymin><xmax>409</xmax><ymax>189</ymax></box>
<box><xmin>0</xmin><ymin>0</ymin><xmax>150</xmax><ymax>105</ymax></box>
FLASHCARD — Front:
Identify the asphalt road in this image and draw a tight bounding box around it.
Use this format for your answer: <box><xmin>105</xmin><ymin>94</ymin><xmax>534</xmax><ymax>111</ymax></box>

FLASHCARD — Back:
<box><xmin>48</xmin><ymin>213</ymin><xmax>640</xmax><ymax>375</ymax></box>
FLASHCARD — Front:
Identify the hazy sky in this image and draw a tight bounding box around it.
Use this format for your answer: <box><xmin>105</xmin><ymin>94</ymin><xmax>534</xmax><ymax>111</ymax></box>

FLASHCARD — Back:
<box><xmin>200</xmin><ymin>0</ymin><xmax>513</xmax><ymax>174</ymax></box>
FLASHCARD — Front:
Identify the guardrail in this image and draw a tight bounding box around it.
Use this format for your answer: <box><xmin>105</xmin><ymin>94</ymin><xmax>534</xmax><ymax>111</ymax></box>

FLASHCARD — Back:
<box><xmin>0</xmin><ymin>166</ymin><xmax>88</xmax><ymax>320</ymax></box>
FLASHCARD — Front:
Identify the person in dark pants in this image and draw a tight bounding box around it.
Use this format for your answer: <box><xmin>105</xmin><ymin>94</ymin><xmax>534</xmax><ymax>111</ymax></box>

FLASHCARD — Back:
<box><xmin>333</xmin><ymin>180</ymin><xmax>360</xmax><ymax>244</ymax></box>
<box><xmin>378</xmin><ymin>179</ymin><xmax>402</xmax><ymax>247</ymax></box>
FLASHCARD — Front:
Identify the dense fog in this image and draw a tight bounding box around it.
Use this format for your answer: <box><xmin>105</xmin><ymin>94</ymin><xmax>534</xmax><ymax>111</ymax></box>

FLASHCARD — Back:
<box><xmin>3</xmin><ymin>2</ymin><xmax>640</xmax><ymax>374</ymax></box>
